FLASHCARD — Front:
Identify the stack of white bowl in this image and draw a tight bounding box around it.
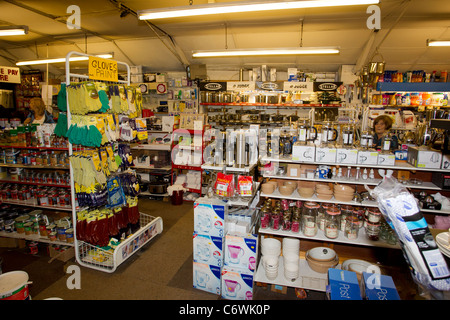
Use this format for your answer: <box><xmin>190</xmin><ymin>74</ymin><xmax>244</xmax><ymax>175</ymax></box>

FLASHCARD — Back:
<box><xmin>282</xmin><ymin>238</ymin><xmax>300</xmax><ymax>281</ymax></box>
<box><xmin>261</xmin><ymin>238</ymin><xmax>281</xmax><ymax>280</ymax></box>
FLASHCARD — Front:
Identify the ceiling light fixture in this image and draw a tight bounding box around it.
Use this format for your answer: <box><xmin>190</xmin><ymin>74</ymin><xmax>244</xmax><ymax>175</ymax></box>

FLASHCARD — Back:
<box><xmin>192</xmin><ymin>47</ymin><xmax>340</xmax><ymax>58</ymax></box>
<box><xmin>427</xmin><ymin>40</ymin><xmax>450</xmax><ymax>47</ymax></box>
<box><xmin>16</xmin><ymin>53</ymin><xmax>114</xmax><ymax>66</ymax></box>
<box><xmin>138</xmin><ymin>0</ymin><xmax>379</xmax><ymax>20</ymax></box>
<box><xmin>0</xmin><ymin>25</ymin><xmax>28</xmax><ymax>36</ymax></box>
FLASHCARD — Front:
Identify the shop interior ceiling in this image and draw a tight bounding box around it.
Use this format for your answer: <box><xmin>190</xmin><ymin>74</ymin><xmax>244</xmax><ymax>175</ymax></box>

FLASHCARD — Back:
<box><xmin>0</xmin><ymin>0</ymin><xmax>449</xmax><ymax>80</ymax></box>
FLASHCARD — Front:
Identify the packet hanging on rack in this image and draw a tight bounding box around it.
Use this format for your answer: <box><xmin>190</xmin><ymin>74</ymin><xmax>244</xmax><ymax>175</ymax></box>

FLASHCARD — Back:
<box><xmin>215</xmin><ymin>172</ymin><xmax>235</xmax><ymax>197</ymax></box>
<box><xmin>237</xmin><ymin>175</ymin><xmax>253</xmax><ymax>197</ymax></box>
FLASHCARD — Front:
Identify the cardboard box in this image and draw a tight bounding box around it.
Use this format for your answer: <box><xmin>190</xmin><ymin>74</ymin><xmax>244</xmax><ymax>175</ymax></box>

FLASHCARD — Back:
<box><xmin>193</xmin><ymin>232</ymin><xmax>224</xmax><ymax>267</ymax></box>
<box><xmin>49</xmin><ymin>246</ymin><xmax>75</xmax><ymax>262</ymax></box>
<box><xmin>194</xmin><ymin>197</ymin><xmax>227</xmax><ymax>238</ymax></box>
<box><xmin>224</xmin><ymin>232</ymin><xmax>258</xmax><ymax>272</ymax></box>
<box><xmin>221</xmin><ymin>266</ymin><xmax>254</xmax><ymax>300</ymax></box>
<box><xmin>441</xmin><ymin>153</ymin><xmax>450</xmax><ymax>170</ymax></box>
<box><xmin>357</xmin><ymin>150</ymin><xmax>379</xmax><ymax>165</ymax></box>
<box><xmin>286</xmin><ymin>164</ymin><xmax>301</xmax><ymax>177</ymax></box>
<box><xmin>327</xmin><ymin>268</ymin><xmax>362</xmax><ymax>300</ymax></box>
<box><xmin>377</xmin><ymin>153</ymin><xmax>396</xmax><ymax>166</ymax></box>
<box><xmin>316</xmin><ymin>146</ymin><xmax>337</xmax><ymax>163</ymax></box>
<box><xmin>193</xmin><ymin>262</ymin><xmax>222</xmax><ymax>295</ymax></box>
<box><xmin>362</xmin><ymin>272</ymin><xmax>401</xmax><ymax>300</ymax></box>
<box><xmin>292</xmin><ymin>144</ymin><xmax>315</xmax><ymax>162</ymax></box>
<box><xmin>336</xmin><ymin>148</ymin><xmax>358</xmax><ymax>164</ymax></box>
<box><xmin>407</xmin><ymin>146</ymin><xmax>442</xmax><ymax>169</ymax></box>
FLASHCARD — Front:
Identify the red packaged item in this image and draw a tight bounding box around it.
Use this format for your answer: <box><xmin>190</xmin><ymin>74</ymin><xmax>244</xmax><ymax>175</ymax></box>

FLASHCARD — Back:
<box><xmin>108</xmin><ymin>212</ymin><xmax>119</xmax><ymax>236</ymax></box>
<box><xmin>237</xmin><ymin>175</ymin><xmax>253</xmax><ymax>196</ymax></box>
<box><xmin>214</xmin><ymin>172</ymin><xmax>235</xmax><ymax>197</ymax></box>
<box><xmin>96</xmin><ymin>213</ymin><xmax>109</xmax><ymax>247</ymax></box>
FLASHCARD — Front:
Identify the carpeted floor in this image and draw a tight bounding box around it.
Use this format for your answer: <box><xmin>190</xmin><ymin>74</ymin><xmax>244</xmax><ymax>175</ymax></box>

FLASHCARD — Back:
<box><xmin>0</xmin><ymin>198</ymin><xmax>426</xmax><ymax>301</ymax></box>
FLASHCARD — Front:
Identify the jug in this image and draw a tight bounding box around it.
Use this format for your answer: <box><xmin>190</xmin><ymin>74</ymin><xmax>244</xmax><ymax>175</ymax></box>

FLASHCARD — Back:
<box><xmin>298</xmin><ymin>120</ymin><xmax>318</xmax><ymax>145</ymax></box>
<box><xmin>321</xmin><ymin>122</ymin><xmax>338</xmax><ymax>146</ymax></box>
<box><xmin>341</xmin><ymin>123</ymin><xmax>355</xmax><ymax>147</ymax></box>
<box><xmin>360</xmin><ymin>130</ymin><xmax>374</xmax><ymax>149</ymax></box>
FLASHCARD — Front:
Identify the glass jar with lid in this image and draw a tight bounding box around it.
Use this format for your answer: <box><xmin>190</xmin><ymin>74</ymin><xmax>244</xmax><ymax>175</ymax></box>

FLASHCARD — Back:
<box><xmin>366</xmin><ymin>221</ymin><xmax>381</xmax><ymax>241</ymax></box>
<box><xmin>367</xmin><ymin>207</ymin><xmax>382</xmax><ymax>224</ymax></box>
<box><xmin>344</xmin><ymin>214</ymin><xmax>360</xmax><ymax>240</ymax></box>
<box><xmin>318</xmin><ymin>203</ymin><xmax>331</xmax><ymax>230</ymax></box>
<box><xmin>340</xmin><ymin>205</ymin><xmax>353</xmax><ymax>231</ymax></box>
<box><xmin>301</xmin><ymin>201</ymin><xmax>319</xmax><ymax>237</ymax></box>
<box><xmin>324</xmin><ymin>205</ymin><xmax>341</xmax><ymax>239</ymax></box>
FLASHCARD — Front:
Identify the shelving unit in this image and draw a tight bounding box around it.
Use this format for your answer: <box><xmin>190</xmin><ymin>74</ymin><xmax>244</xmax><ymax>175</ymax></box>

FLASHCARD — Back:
<box><xmin>171</xmin><ymin>127</ymin><xmax>207</xmax><ymax>195</ymax></box>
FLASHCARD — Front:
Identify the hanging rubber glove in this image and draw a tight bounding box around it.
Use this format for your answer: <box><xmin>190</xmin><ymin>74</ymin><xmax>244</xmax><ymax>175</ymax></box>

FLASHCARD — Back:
<box><xmin>54</xmin><ymin>112</ymin><xmax>68</xmax><ymax>137</ymax></box>
<box><xmin>57</xmin><ymin>83</ymin><xmax>67</xmax><ymax>112</ymax></box>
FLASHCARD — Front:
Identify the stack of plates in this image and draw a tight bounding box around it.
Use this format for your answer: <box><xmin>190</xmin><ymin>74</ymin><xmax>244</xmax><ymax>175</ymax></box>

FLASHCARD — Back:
<box><xmin>436</xmin><ymin>231</ymin><xmax>450</xmax><ymax>258</ymax></box>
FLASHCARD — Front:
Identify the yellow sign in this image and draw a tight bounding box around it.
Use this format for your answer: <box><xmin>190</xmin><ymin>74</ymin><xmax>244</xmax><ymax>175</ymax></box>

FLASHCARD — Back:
<box><xmin>88</xmin><ymin>56</ymin><xmax>118</xmax><ymax>82</ymax></box>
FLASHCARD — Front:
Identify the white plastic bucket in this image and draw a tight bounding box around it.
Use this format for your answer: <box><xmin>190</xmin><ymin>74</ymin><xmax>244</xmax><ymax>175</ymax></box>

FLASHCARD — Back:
<box><xmin>0</xmin><ymin>271</ymin><xmax>31</xmax><ymax>300</ymax></box>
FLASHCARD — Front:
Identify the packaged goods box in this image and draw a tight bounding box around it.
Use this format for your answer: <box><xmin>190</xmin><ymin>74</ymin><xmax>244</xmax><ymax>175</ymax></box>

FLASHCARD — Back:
<box><xmin>194</xmin><ymin>197</ymin><xmax>227</xmax><ymax>238</ymax></box>
<box><xmin>193</xmin><ymin>232</ymin><xmax>224</xmax><ymax>267</ymax></box>
<box><xmin>327</xmin><ymin>268</ymin><xmax>362</xmax><ymax>300</ymax></box>
<box><xmin>407</xmin><ymin>146</ymin><xmax>442</xmax><ymax>169</ymax></box>
<box><xmin>193</xmin><ymin>262</ymin><xmax>221</xmax><ymax>295</ymax></box>
<box><xmin>362</xmin><ymin>272</ymin><xmax>401</xmax><ymax>300</ymax></box>
<box><xmin>224</xmin><ymin>232</ymin><xmax>258</xmax><ymax>273</ymax></box>
<box><xmin>221</xmin><ymin>265</ymin><xmax>254</xmax><ymax>300</ymax></box>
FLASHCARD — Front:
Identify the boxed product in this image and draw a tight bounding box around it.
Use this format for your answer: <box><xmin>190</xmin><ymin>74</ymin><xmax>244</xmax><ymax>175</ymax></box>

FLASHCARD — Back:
<box><xmin>221</xmin><ymin>266</ymin><xmax>254</xmax><ymax>300</ymax></box>
<box><xmin>193</xmin><ymin>262</ymin><xmax>222</xmax><ymax>295</ymax></box>
<box><xmin>286</xmin><ymin>164</ymin><xmax>301</xmax><ymax>177</ymax></box>
<box><xmin>362</xmin><ymin>272</ymin><xmax>401</xmax><ymax>300</ymax></box>
<box><xmin>292</xmin><ymin>144</ymin><xmax>315</xmax><ymax>162</ymax></box>
<box><xmin>407</xmin><ymin>146</ymin><xmax>442</xmax><ymax>169</ymax></box>
<box><xmin>377</xmin><ymin>153</ymin><xmax>396</xmax><ymax>166</ymax></box>
<box><xmin>357</xmin><ymin>150</ymin><xmax>379</xmax><ymax>165</ymax></box>
<box><xmin>336</xmin><ymin>148</ymin><xmax>358</xmax><ymax>164</ymax></box>
<box><xmin>327</xmin><ymin>268</ymin><xmax>362</xmax><ymax>300</ymax></box>
<box><xmin>194</xmin><ymin>197</ymin><xmax>227</xmax><ymax>238</ymax></box>
<box><xmin>316</xmin><ymin>146</ymin><xmax>337</xmax><ymax>163</ymax></box>
<box><xmin>441</xmin><ymin>153</ymin><xmax>450</xmax><ymax>170</ymax></box>
<box><xmin>193</xmin><ymin>232</ymin><xmax>224</xmax><ymax>267</ymax></box>
<box><xmin>224</xmin><ymin>232</ymin><xmax>258</xmax><ymax>272</ymax></box>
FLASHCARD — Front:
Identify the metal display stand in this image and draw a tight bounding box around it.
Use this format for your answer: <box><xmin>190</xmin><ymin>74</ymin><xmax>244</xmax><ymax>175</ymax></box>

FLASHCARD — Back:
<box><xmin>65</xmin><ymin>51</ymin><xmax>163</xmax><ymax>273</ymax></box>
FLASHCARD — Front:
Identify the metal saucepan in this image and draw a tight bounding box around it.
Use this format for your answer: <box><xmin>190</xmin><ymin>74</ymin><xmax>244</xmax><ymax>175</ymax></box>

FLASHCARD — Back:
<box><xmin>147</xmin><ymin>182</ymin><xmax>168</xmax><ymax>194</ymax></box>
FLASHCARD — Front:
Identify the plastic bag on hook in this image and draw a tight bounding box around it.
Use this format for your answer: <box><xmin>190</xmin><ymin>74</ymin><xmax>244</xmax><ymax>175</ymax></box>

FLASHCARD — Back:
<box><xmin>367</xmin><ymin>175</ymin><xmax>450</xmax><ymax>297</ymax></box>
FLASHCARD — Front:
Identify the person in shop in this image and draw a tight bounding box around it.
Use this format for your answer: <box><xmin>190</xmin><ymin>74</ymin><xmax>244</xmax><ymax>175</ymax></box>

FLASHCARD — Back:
<box><xmin>23</xmin><ymin>97</ymin><xmax>55</xmax><ymax>125</ymax></box>
<box><xmin>372</xmin><ymin>114</ymin><xmax>398</xmax><ymax>150</ymax></box>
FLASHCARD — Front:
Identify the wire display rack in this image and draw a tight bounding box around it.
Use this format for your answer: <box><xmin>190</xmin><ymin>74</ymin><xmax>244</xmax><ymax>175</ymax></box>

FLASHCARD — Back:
<box><xmin>76</xmin><ymin>212</ymin><xmax>163</xmax><ymax>273</ymax></box>
<box><xmin>65</xmin><ymin>51</ymin><xmax>163</xmax><ymax>272</ymax></box>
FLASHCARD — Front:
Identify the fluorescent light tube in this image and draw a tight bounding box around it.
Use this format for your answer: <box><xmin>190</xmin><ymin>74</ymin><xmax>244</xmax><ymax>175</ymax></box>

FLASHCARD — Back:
<box><xmin>16</xmin><ymin>54</ymin><xmax>113</xmax><ymax>66</ymax></box>
<box><xmin>427</xmin><ymin>40</ymin><xmax>450</xmax><ymax>47</ymax></box>
<box><xmin>192</xmin><ymin>47</ymin><xmax>340</xmax><ymax>58</ymax></box>
<box><xmin>138</xmin><ymin>0</ymin><xmax>380</xmax><ymax>20</ymax></box>
<box><xmin>0</xmin><ymin>26</ymin><xmax>28</xmax><ymax>36</ymax></box>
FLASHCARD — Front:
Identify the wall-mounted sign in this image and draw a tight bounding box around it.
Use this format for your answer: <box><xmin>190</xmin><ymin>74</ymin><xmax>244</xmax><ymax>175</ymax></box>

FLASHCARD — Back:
<box><xmin>255</xmin><ymin>81</ymin><xmax>284</xmax><ymax>91</ymax></box>
<box><xmin>199</xmin><ymin>81</ymin><xmax>227</xmax><ymax>91</ymax></box>
<box><xmin>313</xmin><ymin>81</ymin><xmax>343</xmax><ymax>92</ymax></box>
<box><xmin>283</xmin><ymin>81</ymin><xmax>314</xmax><ymax>92</ymax></box>
<box><xmin>88</xmin><ymin>56</ymin><xmax>118</xmax><ymax>82</ymax></box>
<box><xmin>227</xmin><ymin>81</ymin><xmax>255</xmax><ymax>91</ymax></box>
<box><xmin>0</xmin><ymin>66</ymin><xmax>20</xmax><ymax>84</ymax></box>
